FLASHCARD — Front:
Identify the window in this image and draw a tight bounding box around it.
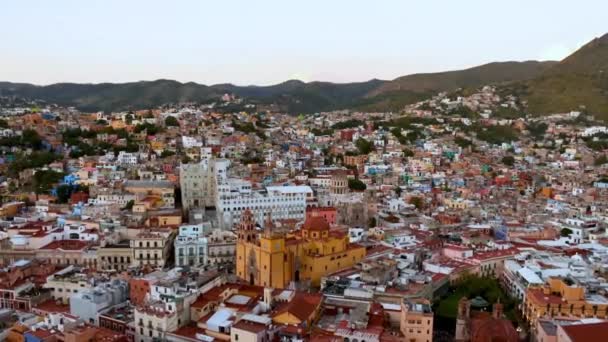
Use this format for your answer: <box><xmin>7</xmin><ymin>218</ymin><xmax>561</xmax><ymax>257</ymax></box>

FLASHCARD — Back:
<box><xmin>234</xmin><ymin>334</ymin><xmax>239</xmax><ymax>341</ymax></box>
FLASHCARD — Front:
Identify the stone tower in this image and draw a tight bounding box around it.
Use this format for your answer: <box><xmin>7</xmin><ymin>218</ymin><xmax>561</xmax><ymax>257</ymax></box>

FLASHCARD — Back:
<box><xmin>237</xmin><ymin>209</ymin><xmax>257</xmax><ymax>243</ymax></box>
<box><xmin>492</xmin><ymin>299</ymin><xmax>504</xmax><ymax>319</ymax></box>
<box><xmin>455</xmin><ymin>297</ymin><xmax>470</xmax><ymax>342</ymax></box>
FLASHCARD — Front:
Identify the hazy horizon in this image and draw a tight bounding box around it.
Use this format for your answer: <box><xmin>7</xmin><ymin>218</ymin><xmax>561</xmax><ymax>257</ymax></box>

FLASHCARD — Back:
<box><xmin>2</xmin><ymin>0</ymin><xmax>607</xmax><ymax>86</ymax></box>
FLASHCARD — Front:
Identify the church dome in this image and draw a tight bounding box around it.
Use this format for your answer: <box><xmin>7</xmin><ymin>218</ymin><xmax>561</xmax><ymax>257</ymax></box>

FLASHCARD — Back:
<box><xmin>470</xmin><ymin>316</ymin><xmax>519</xmax><ymax>342</ymax></box>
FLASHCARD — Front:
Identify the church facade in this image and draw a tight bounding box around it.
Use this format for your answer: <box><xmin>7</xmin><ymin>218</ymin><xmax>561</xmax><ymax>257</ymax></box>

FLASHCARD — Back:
<box><xmin>235</xmin><ymin>210</ymin><xmax>366</xmax><ymax>288</ymax></box>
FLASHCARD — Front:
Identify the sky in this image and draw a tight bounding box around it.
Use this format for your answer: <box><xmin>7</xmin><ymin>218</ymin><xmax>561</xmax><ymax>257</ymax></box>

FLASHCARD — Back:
<box><xmin>1</xmin><ymin>0</ymin><xmax>607</xmax><ymax>86</ymax></box>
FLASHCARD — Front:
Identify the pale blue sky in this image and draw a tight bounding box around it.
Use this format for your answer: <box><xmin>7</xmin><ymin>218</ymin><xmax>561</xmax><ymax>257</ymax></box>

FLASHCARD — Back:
<box><xmin>1</xmin><ymin>0</ymin><xmax>606</xmax><ymax>85</ymax></box>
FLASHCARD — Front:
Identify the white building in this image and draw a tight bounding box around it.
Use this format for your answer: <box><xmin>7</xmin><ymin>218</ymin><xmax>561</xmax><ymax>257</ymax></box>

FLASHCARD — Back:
<box><xmin>88</xmin><ymin>193</ymin><xmax>136</xmax><ymax>206</ymax></box>
<box><xmin>135</xmin><ymin>269</ymin><xmax>207</xmax><ymax>342</ymax></box>
<box><xmin>0</xmin><ymin>128</ymin><xmax>15</xmax><ymax>137</ymax></box>
<box><xmin>181</xmin><ymin>136</ymin><xmax>203</xmax><ymax>149</ymax></box>
<box><xmin>116</xmin><ymin>151</ymin><xmax>138</xmax><ymax>166</ymax></box>
<box><xmin>69</xmin><ymin>279</ymin><xmax>128</xmax><ymax>325</ymax></box>
<box><xmin>561</xmin><ymin>217</ymin><xmax>599</xmax><ymax>244</ymax></box>
<box><xmin>580</xmin><ymin>126</ymin><xmax>608</xmax><ymax>137</ymax></box>
<box><xmin>174</xmin><ymin>223</ymin><xmax>211</xmax><ymax>267</ymax></box>
<box><xmin>216</xmin><ymin>181</ymin><xmax>313</xmax><ymax>228</ymax></box>
<box><xmin>348</xmin><ymin>228</ymin><xmax>367</xmax><ymax>243</ymax></box>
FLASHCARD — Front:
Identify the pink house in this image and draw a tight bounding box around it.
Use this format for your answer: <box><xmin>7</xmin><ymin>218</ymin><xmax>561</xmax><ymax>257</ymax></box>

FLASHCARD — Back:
<box><xmin>443</xmin><ymin>244</ymin><xmax>474</xmax><ymax>260</ymax></box>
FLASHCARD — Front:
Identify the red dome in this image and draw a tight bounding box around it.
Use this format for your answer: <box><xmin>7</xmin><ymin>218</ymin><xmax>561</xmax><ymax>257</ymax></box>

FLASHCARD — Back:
<box><xmin>470</xmin><ymin>315</ymin><xmax>519</xmax><ymax>342</ymax></box>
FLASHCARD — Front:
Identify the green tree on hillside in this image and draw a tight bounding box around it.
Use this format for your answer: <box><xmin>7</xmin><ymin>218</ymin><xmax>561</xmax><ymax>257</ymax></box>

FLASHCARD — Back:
<box><xmin>165</xmin><ymin>116</ymin><xmax>179</xmax><ymax>126</ymax></box>
<box><xmin>595</xmin><ymin>155</ymin><xmax>608</xmax><ymax>166</ymax></box>
<box><xmin>355</xmin><ymin>138</ymin><xmax>374</xmax><ymax>155</ymax></box>
<box><xmin>33</xmin><ymin>170</ymin><xmax>64</xmax><ymax>194</ymax></box>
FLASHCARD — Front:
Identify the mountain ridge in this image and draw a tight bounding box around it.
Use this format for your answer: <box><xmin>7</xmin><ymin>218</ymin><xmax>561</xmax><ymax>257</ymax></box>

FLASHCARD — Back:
<box><xmin>2</xmin><ymin>33</ymin><xmax>607</xmax><ymax>115</ymax></box>
<box><xmin>0</xmin><ymin>61</ymin><xmax>555</xmax><ymax>113</ymax></box>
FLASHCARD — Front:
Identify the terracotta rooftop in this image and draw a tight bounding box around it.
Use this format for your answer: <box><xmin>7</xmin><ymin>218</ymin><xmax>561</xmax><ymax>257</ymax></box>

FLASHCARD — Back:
<box><xmin>232</xmin><ymin>320</ymin><xmax>268</xmax><ymax>333</ymax></box>
<box><xmin>39</xmin><ymin>239</ymin><xmax>89</xmax><ymax>251</ymax></box>
<box><xmin>303</xmin><ymin>216</ymin><xmax>330</xmax><ymax>232</ymax></box>
<box><xmin>272</xmin><ymin>292</ymin><xmax>322</xmax><ymax>322</ymax></box>
<box><xmin>33</xmin><ymin>299</ymin><xmax>70</xmax><ymax>314</ymax></box>
<box><xmin>561</xmin><ymin>321</ymin><xmax>608</xmax><ymax>342</ymax></box>
<box><xmin>169</xmin><ymin>324</ymin><xmax>205</xmax><ymax>340</ymax></box>
<box><xmin>528</xmin><ymin>288</ymin><xmax>567</xmax><ymax>305</ymax></box>
<box><xmin>471</xmin><ymin>247</ymin><xmax>520</xmax><ymax>261</ymax></box>
<box><xmin>28</xmin><ymin>328</ymin><xmax>54</xmax><ymax>339</ymax></box>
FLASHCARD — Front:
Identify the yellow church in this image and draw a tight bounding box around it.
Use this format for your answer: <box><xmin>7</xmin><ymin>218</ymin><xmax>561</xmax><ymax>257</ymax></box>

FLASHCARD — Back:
<box><xmin>235</xmin><ymin>210</ymin><xmax>366</xmax><ymax>288</ymax></box>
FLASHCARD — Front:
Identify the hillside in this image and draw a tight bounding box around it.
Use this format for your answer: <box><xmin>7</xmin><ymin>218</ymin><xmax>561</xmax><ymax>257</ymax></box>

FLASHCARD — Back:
<box><xmin>0</xmin><ymin>79</ymin><xmax>387</xmax><ymax>113</ymax></box>
<box><xmin>0</xmin><ymin>61</ymin><xmax>560</xmax><ymax>114</ymax></box>
<box><xmin>0</xmin><ymin>80</ymin><xmax>218</xmax><ymax>112</ymax></box>
<box><xmin>522</xmin><ymin>33</ymin><xmax>608</xmax><ymax>117</ymax></box>
<box><xmin>368</xmin><ymin>61</ymin><xmax>557</xmax><ymax>96</ymax></box>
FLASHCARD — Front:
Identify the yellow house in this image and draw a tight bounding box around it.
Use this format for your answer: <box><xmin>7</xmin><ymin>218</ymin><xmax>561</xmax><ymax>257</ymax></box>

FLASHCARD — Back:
<box><xmin>444</xmin><ymin>198</ymin><xmax>470</xmax><ymax>209</ymax></box>
<box><xmin>110</xmin><ymin>119</ymin><xmax>127</xmax><ymax>130</ymax></box>
<box><xmin>150</xmin><ymin>140</ymin><xmax>165</xmax><ymax>152</ymax></box>
<box><xmin>236</xmin><ymin>210</ymin><xmax>366</xmax><ymax>288</ymax></box>
<box><xmin>523</xmin><ymin>277</ymin><xmax>608</xmax><ymax>325</ymax></box>
<box><xmin>146</xmin><ymin>210</ymin><xmax>183</xmax><ymax>228</ymax></box>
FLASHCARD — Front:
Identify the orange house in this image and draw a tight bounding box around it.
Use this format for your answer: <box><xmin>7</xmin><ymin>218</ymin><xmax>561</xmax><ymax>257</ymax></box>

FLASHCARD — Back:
<box><xmin>306</xmin><ymin>206</ymin><xmax>337</xmax><ymax>225</ymax></box>
<box><xmin>129</xmin><ymin>278</ymin><xmax>151</xmax><ymax>306</ymax></box>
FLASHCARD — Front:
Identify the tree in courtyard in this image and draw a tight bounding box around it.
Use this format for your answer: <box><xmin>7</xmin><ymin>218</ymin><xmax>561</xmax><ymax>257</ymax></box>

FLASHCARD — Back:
<box><xmin>348</xmin><ymin>178</ymin><xmax>367</xmax><ymax>191</ymax></box>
